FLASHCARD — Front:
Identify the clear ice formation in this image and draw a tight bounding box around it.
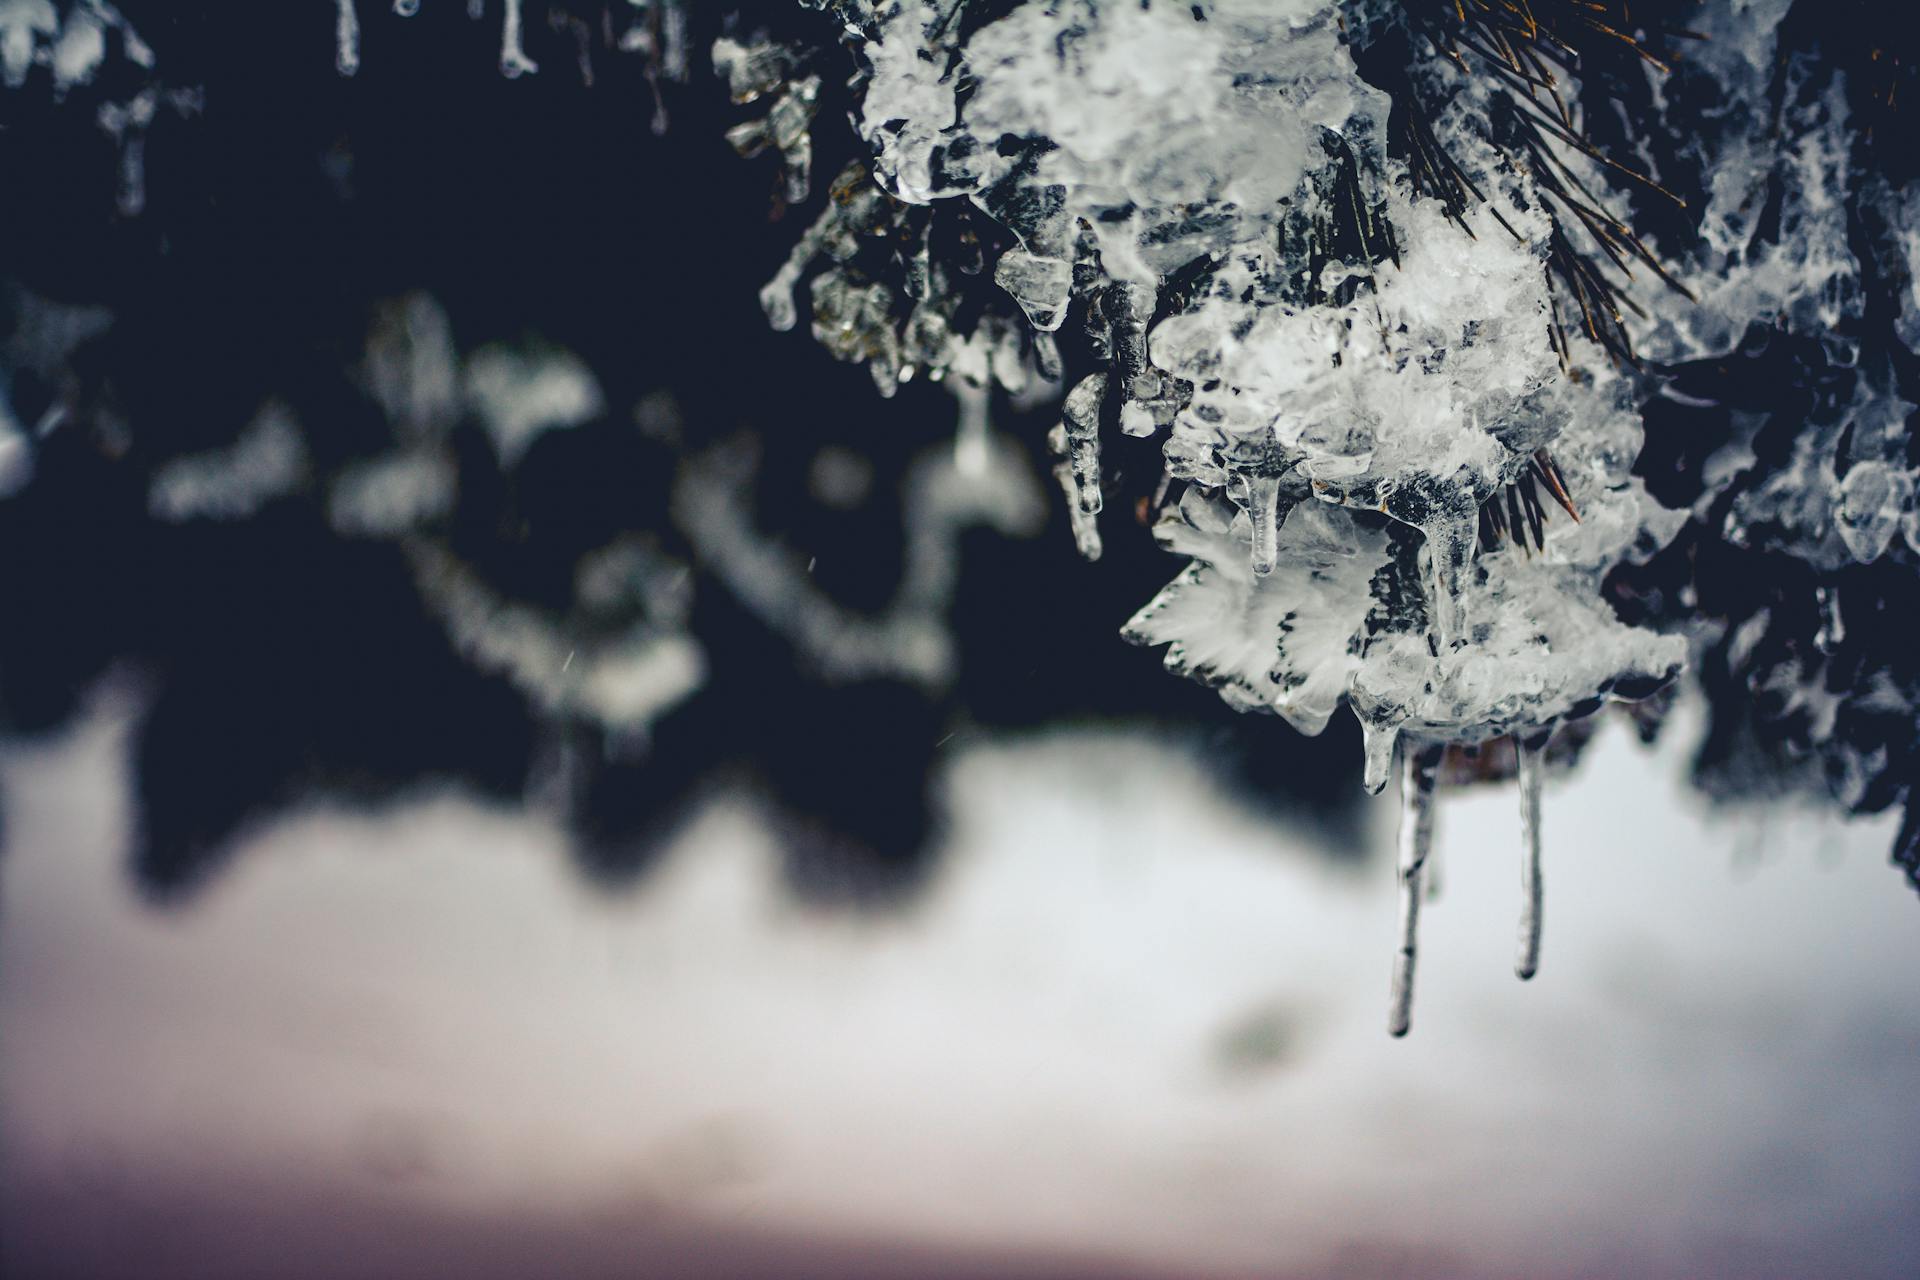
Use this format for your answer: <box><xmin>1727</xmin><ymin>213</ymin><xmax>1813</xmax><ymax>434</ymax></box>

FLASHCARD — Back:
<box><xmin>732</xmin><ymin>0</ymin><xmax>1724</xmax><ymax>1033</ymax></box>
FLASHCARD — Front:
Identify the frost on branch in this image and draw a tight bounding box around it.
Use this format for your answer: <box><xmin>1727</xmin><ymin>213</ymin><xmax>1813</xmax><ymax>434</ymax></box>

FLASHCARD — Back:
<box><xmin>746</xmin><ymin>0</ymin><xmax>1711</xmax><ymax>1031</ymax></box>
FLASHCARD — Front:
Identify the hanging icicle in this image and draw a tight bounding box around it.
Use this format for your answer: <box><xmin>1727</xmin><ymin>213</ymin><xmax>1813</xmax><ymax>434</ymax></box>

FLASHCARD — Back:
<box><xmin>1388</xmin><ymin>742</ymin><xmax>1442</xmax><ymax>1038</ymax></box>
<box><xmin>1514</xmin><ymin>728</ymin><xmax>1551</xmax><ymax>981</ymax></box>
<box><xmin>334</xmin><ymin>0</ymin><xmax>360</xmax><ymax>76</ymax></box>
<box><xmin>499</xmin><ymin>0</ymin><xmax>537</xmax><ymax>77</ymax></box>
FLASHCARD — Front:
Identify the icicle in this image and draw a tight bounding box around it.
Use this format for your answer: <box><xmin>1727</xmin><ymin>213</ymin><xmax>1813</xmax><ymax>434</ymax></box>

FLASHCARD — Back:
<box><xmin>659</xmin><ymin>2</ymin><xmax>689</xmax><ymax>81</ymax></box>
<box><xmin>98</xmin><ymin>92</ymin><xmax>156</xmax><ymax>217</ymax></box>
<box><xmin>1107</xmin><ymin>282</ymin><xmax>1155</xmax><ymax>398</ymax></box>
<box><xmin>1814</xmin><ymin>584</ymin><xmax>1844</xmax><ymax>654</ymax></box>
<box><xmin>468</xmin><ymin>0</ymin><xmax>484</xmax><ymax>18</ymax></box>
<box><xmin>905</xmin><ymin>220</ymin><xmax>933</xmax><ymax>302</ymax></box>
<box><xmin>1246</xmin><ymin>472</ymin><xmax>1282</xmax><ymax>577</ymax></box>
<box><xmin>116</xmin><ymin>130</ymin><xmax>146</xmax><ymax>217</ymax></box>
<box><xmin>769</xmin><ymin>76</ymin><xmax>820</xmax><ymax>204</ymax></box>
<box><xmin>1061</xmin><ymin>373</ymin><xmax>1105</xmax><ymax>515</ymax></box>
<box><xmin>1359</xmin><ymin>717</ymin><xmax>1399</xmax><ymax>795</ymax></box>
<box><xmin>335</xmin><ymin>0</ymin><xmax>360</xmax><ymax>76</ymax></box>
<box><xmin>954</xmin><ymin>381</ymin><xmax>990</xmax><ymax>479</ymax></box>
<box><xmin>500</xmin><ymin>0</ymin><xmax>537</xmax><ymax>77</ymax></box>
<box><xmin>393</xmin><ymin>0</ymin><xmax>419</xmax><ymax>16</ymax></box>
<box><xmin>1048</xmin><ymin>425</ymin><xmax>1102</xmax><ymax>561</ymax></box>
<box><xmin>1514</xmin><ymin>728</ymin><xmax>1549</xmax><ymax>981</ymax></box>
<box><xmin>1388</xmin><ymin>743</ymin><xmax>1442</xmax><ymax>1038</ymax></box>
<box><xmin>1421</xmin><ymin>508</ymin><xmax>1477</xmax><ymax>648</ymax></box>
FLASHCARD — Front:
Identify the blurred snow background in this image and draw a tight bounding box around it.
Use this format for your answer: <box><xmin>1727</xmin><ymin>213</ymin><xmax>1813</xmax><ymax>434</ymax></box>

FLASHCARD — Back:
<box><xmin>4</xmin><ymin>685</ymin><xmax>1916</xmax><ymax>1279</ymax></box>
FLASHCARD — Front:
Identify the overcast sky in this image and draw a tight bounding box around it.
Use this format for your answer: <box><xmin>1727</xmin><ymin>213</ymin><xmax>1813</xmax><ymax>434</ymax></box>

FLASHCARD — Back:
<box><xmin>4</xmin><ymin>689</ymin><xmax>1917</xmax><ymax>1278</ymax></box>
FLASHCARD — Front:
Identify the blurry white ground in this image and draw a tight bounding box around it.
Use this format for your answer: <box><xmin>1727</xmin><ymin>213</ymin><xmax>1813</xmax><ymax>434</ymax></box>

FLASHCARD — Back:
<box><xmin>2</xmin><ymin>691</ymin><xmax>1917</xmax><ymax>1278</ymax></box>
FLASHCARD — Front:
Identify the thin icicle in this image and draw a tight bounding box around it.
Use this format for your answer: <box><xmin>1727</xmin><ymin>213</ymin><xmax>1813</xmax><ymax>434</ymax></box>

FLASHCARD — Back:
<box><xmin>1515</xmin><ymin>728</ymin><xmax>1549</xmax><ymax>981</ymax></box>
<box><xmin>500</xmin><ymin>0</ymin><xmax>537</xmax><ymax>77</ymax></box>
<box><xmin>1246</xmin><ymin>471</ymin><xmax>1281</xmax><ymax>577</ymax></box>
<box><xmin>335</xmin><ymin>0</ymin><xmax>360</xmax><ymax>76</ymax></box>
<box><xmin>1061</xmin><ymin>372</ymin><xmax>1105</xmax><ymax>515</ymax></box>
<box><xmin>1048</xmin><ymin>424</ymin><xmax>1102</xmax><ymax>561</ymax></box>
<box><xmin>1421</xmin><ymin>507</ymin><xmax>1477</xmax><ymax>649</ymax></box>
<box><xmin>1814</xmin><ymin>583</ymin><xmax>1844</xmax><ymax>654</ymax></box>
<box><xmin>1388</xmin><ymin>742</ymin><xmax>1441</xmax><ymax>1038</ymax></box>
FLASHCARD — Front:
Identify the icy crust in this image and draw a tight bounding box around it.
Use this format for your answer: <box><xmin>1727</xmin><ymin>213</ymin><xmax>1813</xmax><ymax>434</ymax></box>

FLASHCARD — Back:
<box><xmin>1130</xmin><ymin>172</ymin><xmax>1685</xmax><ymax>758</ymax></box>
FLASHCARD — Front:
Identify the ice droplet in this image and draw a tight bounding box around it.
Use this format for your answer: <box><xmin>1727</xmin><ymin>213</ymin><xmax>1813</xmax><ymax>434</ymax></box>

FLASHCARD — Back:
<box><xmin>1515</xmin><ymin>729</ymin><xmax>1549</xmax><ymax>981</ymax></box>
<box><xmin>1835</xmin><ymin>460</ymin><xmax>1910</xmax><ymax>562</ymax></box>
<box><xmin>993</xmin><ymin>247</ymin><xmax>1073</xmax><ymax>332</ymax></box>
<box><xmin>1388</xmin><ymin>743</ymin><xmax>1442</xmax><ymax>1039</ymax></box>
<box><xmin>1360</xmin><ymin>717</ymin><xmax>1399</xmax><ymax>796</ymax></box>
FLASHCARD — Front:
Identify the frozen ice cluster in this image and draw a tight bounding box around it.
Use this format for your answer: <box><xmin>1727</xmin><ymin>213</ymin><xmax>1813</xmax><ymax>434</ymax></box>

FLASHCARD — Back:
<box><xmin>1592</xmin><ymin>0</ymin><xmax>1920</xmax><ymax>895</ymax></box>
<box><xmin>760</xmin><ymin>0</ymin><xmax>1685</xmax><ymax>743</ymax></box>
<box><xmin>0</xmin><ymin>0</ymin><xmax>199</xmax><ymax>214</ymax></box>
<box><xmin>744</xmin><ymin>0</ymin><xmax>1729</xmax><ymax>1028</ymax></box>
